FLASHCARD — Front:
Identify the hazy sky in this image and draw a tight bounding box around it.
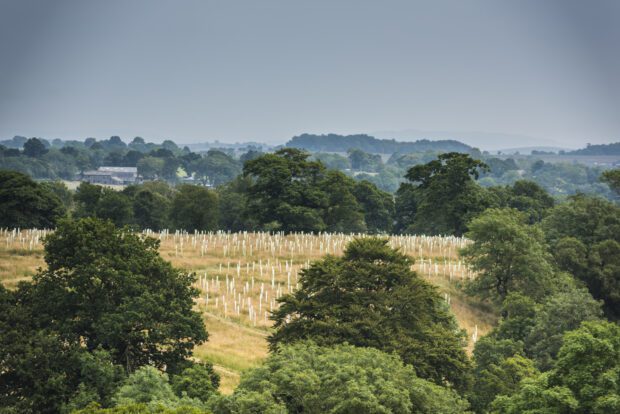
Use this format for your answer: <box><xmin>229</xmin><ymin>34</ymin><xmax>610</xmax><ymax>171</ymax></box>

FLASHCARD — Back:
<box><xmin>0</xmin><ymin>0</ymin><xmax>618</xmax><ymax>147</ymax></box>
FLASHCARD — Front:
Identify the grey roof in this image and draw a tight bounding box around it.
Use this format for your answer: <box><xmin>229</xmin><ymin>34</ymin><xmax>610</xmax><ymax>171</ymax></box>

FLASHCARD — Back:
<box><xmin>98</xmin><ymin>166</ymin><xmax>138</xmax><ymax>173</ymax></box>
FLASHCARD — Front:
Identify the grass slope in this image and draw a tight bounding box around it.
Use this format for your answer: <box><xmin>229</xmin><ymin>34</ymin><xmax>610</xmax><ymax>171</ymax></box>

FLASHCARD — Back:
<box><xmin>0</xmin><ymin>229</ymin><xmax>497</xmax><ymax>394</ymax></box>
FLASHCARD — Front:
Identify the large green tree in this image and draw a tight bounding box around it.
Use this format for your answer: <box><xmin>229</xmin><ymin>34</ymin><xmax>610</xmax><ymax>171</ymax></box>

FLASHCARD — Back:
<box><xmin>352</xmin><ymin>180</ymin><xmax>395</xmax><ymax>233</ymax></box>
<box><xmin>210</xmin><ymin>342</ymin><xmax>469</xmax><ymax>414</ymax></box>
<box><xmin>23</xmin><ymin>137</ymin><xmax>49</xmax><ymax>158</ymax></box>
<box><xmin>462</xmin><ymin>208</ymin><xmax>555</xmax><ymax>302</ymax></box>
<box><xmin>193</xmin><ymin>150</ymin><xmax>241</xmax><ymax>186</ymax></box>
<box><xmin>24</xmin><ymin>218</ymin><xmax>208</xmax><ymax>373</ymax></box>
<box><xmin>542</xmin><ymin>195</ymin><xmax>620</xmax><ymax>319</ymax></box>
<box><xmin>243</xmin><ymin>148</ymin><xmax>328</xmax><ymax>232</ymax></box>
<box><xmin>319</xmin><ymin>170</ymin><xmax>366</xmax><ymax>233</ymax></box>
<box><xmin>601</xmin><ymin>168</ymin><xmax>620</xmax><ymax>195</ymax></box>
<box><xmin>132</xmin><ymin>189</ymin><xmax>170</xmax><ymax>231</ymax></box>
<box><xmin>0</xmin><ymin>285</ymin><xmax>126</xmax><ymax>414</ymax></box>
<box><xmin>395</xmin><ymin>152</ymin><xmax>490</xmax><ymax>236</ymax></box>
<box><xmin>0</xmin><ymin>169</ymin><xmax>65</xmax><ymax>228</ymax></box>
<box><xmin>491</xmin><ymin>321</ymin><xmax>620</xmax><ymax>414</ymax></box>
<box><xmin>269</xmin><ymin>238</ymin><xmax>470</xmax><ymax>388</ymax></box>
<box><xmin>169</xmin><ymin>185</ymin><xmax>219</xmax><ymax>232</ymax></box>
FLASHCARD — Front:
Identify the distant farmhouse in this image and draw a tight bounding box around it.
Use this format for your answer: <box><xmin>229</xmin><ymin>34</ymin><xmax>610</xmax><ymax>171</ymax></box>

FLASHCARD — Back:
<box><xmin>81</xmin><ymin>167</ymin><xmax>138</xmax><ymax>185</ymax></box>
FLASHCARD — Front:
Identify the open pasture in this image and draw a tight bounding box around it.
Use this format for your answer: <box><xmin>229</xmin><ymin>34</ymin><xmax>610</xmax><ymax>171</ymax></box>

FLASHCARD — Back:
<box><xmin>1</xmin><ymin>229</ymin><xmax>496</xmax><ymax>393</ymax></box>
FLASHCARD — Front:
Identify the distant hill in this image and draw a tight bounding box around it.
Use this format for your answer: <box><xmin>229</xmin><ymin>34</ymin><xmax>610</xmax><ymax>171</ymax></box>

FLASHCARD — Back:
<box><xmin>495</xmin><ymin>146</ymin><xmax>570</xmax><ymax>155</ymax></box>
<box><xmin>372</xmin><ymin>129</ymin><xmax>564</xmax><ymax>152</ymax></box>
<box><xmin>565</xmin><ymin>142</ymin><xmax>620</xmax><ymax>156</ymax></box>
<box><xmin>286</xmin><ymin>133</ymin><xmax>475</xmax><ymax>154</ymax></box>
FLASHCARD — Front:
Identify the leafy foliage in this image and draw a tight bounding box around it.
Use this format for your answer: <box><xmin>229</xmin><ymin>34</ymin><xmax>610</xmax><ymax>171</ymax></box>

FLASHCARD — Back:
<box><xmin>169</xmin><ymin>185</ymin><xmax>219</xmax><ymax>232</ymax></box>
<box><xmin>270</xmin><ymin>238</ymin><xmax>470</xmax><ymax>388</ymax></box>
<box><xmin>462</xmin><ymin>208</ymin><xmax>555</xmax><ymax>302</ymax></box>
<box><xmin>25</xmin><ymin>218</ymin><xmax>208</xmax><ymax>372</ymax></box>
<box><xmin>491</xmin><ymin>321</ymin><xmax>620</xmax><ymax>413</ymax></box>
<box><xmin>395</xmin><ymin>153</ymin><xmax>490</xmax><ymax>236</ymax></box>
<box><xmin>0</xmin><ymin>170</ymin><xmax>65</xmax><ymax>228</ymax></box>
<box><xmin>243</xmin><ymin>149</ymin><xmax>394</xmax><ymax>233</ymax></box>
<box><xmin>543</xmin><ymin>195</ymin><xmax>620</xmax><ymax>319</ymax></box>
<box><xmin>601</xmin><ymin>168</ymin><xmax>620</xmax><ymax>195</ymax></box>
<box><xmin>211</xmin><ymin>342</ymin><xmax>470</xmax><ymax>414</ymax></box>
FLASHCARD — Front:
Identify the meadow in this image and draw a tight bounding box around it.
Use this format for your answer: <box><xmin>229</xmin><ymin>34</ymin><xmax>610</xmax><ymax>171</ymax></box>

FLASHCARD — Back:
<box><xmin>0</xmin><ymin>229</ymin><xmax>497</xmax><ymax>393</ymax></box>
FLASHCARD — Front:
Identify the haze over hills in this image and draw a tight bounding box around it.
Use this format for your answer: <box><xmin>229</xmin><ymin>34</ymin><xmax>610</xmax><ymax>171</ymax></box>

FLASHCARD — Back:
<box><xmin>371</xmin><ymin>129</ymin><xmax>573</xmax><ymax>152</ymax></box>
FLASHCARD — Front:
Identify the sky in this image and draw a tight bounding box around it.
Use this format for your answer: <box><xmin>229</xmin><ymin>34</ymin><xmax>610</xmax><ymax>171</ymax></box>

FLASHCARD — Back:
<box><xmin>0</xmin><ymin>0</ymin><xmax>618</xmax><ymax>149</ymax></box>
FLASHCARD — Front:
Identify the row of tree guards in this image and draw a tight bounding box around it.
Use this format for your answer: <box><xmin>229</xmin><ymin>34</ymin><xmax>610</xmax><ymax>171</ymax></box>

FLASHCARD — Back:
<box><xmin>3</xmin><ymin>228</ymin><xmax>479</xmax><ymax>344</ymax></box>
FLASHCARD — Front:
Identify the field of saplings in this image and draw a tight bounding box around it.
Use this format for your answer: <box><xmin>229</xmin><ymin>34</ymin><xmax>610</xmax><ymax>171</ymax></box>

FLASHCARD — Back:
<box><xmin>0</xmin><ymin>228</ymin><xmax>496</xmax><ymax>393</ymax></box>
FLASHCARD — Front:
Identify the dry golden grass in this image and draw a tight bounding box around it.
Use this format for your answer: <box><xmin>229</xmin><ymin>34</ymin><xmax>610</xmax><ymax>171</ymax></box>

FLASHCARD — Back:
<box><xmin>0</xmin><ymin>229</ymin><xmax>497</xmax><ymax>393</ymax></box>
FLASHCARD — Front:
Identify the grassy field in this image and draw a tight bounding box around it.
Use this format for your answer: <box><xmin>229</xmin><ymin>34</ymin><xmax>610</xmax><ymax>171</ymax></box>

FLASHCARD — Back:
<box><xmin>0</xmin><ymin>229</ymin><xmax>497</xmax><ymax>394</ymax></box>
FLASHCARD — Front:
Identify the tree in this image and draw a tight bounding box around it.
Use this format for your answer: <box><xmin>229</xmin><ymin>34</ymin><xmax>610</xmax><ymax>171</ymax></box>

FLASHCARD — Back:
<box><xmin>211</xmin><ymin>342</ymin><xmax>469</xmax><ymax>414</ymax></box>
<box><xmin>138</xmin><ymin>157</ymin><xmax>165</xmax><ymax>180</ymax></box>
<box><xmin>542</xmin><ymin>195</ymin><xmax>620</xmax><ymax>319</ymax></box>
<box><xmin>490</xmin><ymin>373</ymin><xmax>578</xmax><ymax>414</ymax></box>
<box><xmin>319</xmin><ymin>170</ymin><xmax>366</xmax><ymax>233</ymax></box>
<box><xmin>193</xmin><ymin>150</ymin><xmax>241</xmax><ymax>186</ymax></box>
<box><xmin>471</xmin><ymin>355</ymin><xmax>539</xmax><ymax>413</ymax></box>
<box><xmin>600</xmin><ymin>168</ymin><xmax>620</xmax><ymax>195</ymax></box>
<box><xmin>169</xmin><ymin>185</ymin><xmax>218</xmax><ymax>232</ymax></box>
<box><xmin>462</xmin><ymin>208</ymin><xmax>555</xmax><ymax>302</ymax></box>
<box><xmin>171</xmin><ymin>363</ymin><xmax>219</xmax><ymax>401</ymax></box>
<box><xmin>0</xmin><ymin>170</ymin><xmax>65</xmax><ymax>228</ymax></box>
<box><xmin>0</xmin><ymin>284</ymin><xmax>80</xmax><ymax>413</ymax></box>
<box><xmin>23</xmin><ymin>137</ymin><xmax>48</xmax><ymax>157</ymax></box>
<box><xmin>132</xmin><ymin>189</ymin><xmax>170</xmax><ymax>230</ymax></box>
<box><xmin>270</xmin><ymin>238</ymin><xmax>470</xmax><ymax>388</ymax></box>
<box><xmin>548</xmin><ymin>320</ymin><xmax>620</xmax><ymax>413</ymax></box>
<box><xmin>395</xmin><ymin>152</ymin><xmax>490</xmax><ymax>236</ymax></box>
<box><xmin>24</xmin><ymin>218</ymin><xmax>208</xmax><ymax>372</ymax></box>
<box><xmin>113</xmin><ymin>366</ymin><xmax>177</xmax><ymax>405</ymax></box>
<box><xmin>353</xmin><ymin>180</ymin><xmax>395</xmax><ymax>233</ymax></box>
<box><xmin>524</xmin><ymin>287</ymin><xmax>602</xmax><ymax>370</ymax></box>
<box><xmin>347</xmin><ymin>148</ymin><xmax>382</xmax><ymax>171</ymax></box>
<box><xmin>40</xmin><ymin>180</ymin><xmax>73</xmax><ymax>211</ymax></box>
<box><xmin>74</xmin><ymin>181</ymin><xmax>105</xmax><ymax>217</ymax></box>
<box><xmin>63</xmin><ymin>348</ymin><xmax>127</xmax><ymax>412</ymax></box>
<box><xmin>95</xmin><ymin>189</ymin><xmax>133</xmax><ymax>227</ymax></box>
<box><xmin>216</xmin><ymin>176</ymin><xmax>256</xmax><ymax>232</ymax></box>
<box><xmin>491</xmin><ymin>321</ymin><xmax>620</xmax><ymax>414</ymax></box>
<box><xmin>243</xmin><ymin>148</ymin><xmax>328</xmax><ymax>232</ymax></box>
<box><xmin>506</xmin><ymin>180</ymin><xmax>554</xmax><ymax>223</ymax></box>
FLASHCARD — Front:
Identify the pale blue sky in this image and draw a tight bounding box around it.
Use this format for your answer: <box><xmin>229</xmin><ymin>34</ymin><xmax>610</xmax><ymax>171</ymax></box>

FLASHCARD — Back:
<box><xmin>0</xmin><ymin>0</ymin><xmax>618</xmax><ymax>148</ymax></box>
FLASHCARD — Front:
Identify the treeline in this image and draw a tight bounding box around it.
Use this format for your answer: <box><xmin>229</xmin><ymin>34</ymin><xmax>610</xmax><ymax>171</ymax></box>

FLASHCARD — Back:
<box><xmin>3</xmin><ymin>149</ymin><xmax>619</xmax><ymax>238</ymax></box>
<box><xmin>458</xmin><ymin>191</ymin><xmax>620</xmax><ymax>412</ymax></box>
<box><xmin>2</xmin><ymin>134</ymin><xmax>616</xmax><ymax>200</ymax></box>
<box><xmin>565</xmin><ymin>141</ymin><xmax>620</xmax><ymax>155</ymax></box>
<box><xmin>0</xmin><ymin>149</ymin><xmax>395</xmax><ymax>234</ymax></box>
<box><xmin>0</xmin><ymin>135</ymin><xmax>248</xmax><ymax>184</ymax></box>
<box><xmin>286</xmin><ymin>133</ymin><xmax>476</xmax><ymax>154</ymax></box>
<box><xmin>314</xmin><ymin>148</ymin><xmax>614</xmax><ymax>197</ymax></box>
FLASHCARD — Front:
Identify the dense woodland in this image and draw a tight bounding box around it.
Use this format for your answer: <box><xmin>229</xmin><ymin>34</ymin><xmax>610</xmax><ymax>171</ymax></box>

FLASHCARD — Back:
<box><xmin>1</xmin><ymin>139</ymin><xmax>620</xmax><ymax>413</ymax></box>
<box><xmin>0</xmin><ymin>134</ymin><xmax>617</xmax><ymax>198</ymax></box>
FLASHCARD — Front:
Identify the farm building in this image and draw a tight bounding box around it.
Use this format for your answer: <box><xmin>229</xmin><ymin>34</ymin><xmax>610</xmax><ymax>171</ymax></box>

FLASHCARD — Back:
<box><xmin>81</xmin><ymin>166</ymin><xmax>138</xmax><ymax>185</ymax></box>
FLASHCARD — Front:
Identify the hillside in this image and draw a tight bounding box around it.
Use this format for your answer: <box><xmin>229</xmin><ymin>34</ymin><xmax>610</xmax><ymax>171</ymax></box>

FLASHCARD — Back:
<box><xmin>286</xmin><ymin>133</ymin><xmax>476</xmax><ymax>154</ymax></box>
<box><xmin>565</xmin><ymin>142</ymin><xmax>620</xmax><ymax>155</ymax></box>
<box><xmin>0</xmin><ymin>229</ymin><xmax>497</xmax><ymax>393</ymax></box>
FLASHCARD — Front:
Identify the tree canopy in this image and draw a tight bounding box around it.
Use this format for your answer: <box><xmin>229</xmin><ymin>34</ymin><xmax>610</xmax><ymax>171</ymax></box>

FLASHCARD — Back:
<box><xmin>269</xmin><ymin>237</ymin><xmax>470</xmax><ymax>388</ymax></box>
<box><xmin>25</xmin><ymin>218</ymin><xmax>208</xmax><ymax>372</ymax></box>
<box><xmin>0</xmin><ymin>169</ymin><xmax>65</xmax><ymax>228</ymax></box>
<box><xmin>211</xmin><ymin>342</ymin><xmax>470</xmax><ymax>414</ymax></box>
<box><xmin>395</xmin><ymin>152</ymin><xmax>491</xmax><ymax>236</ymax></box>
<box><xmin>461</xmin><ymin>208</ymin><xmax>555</xmax><ymax>302</ymax></box>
